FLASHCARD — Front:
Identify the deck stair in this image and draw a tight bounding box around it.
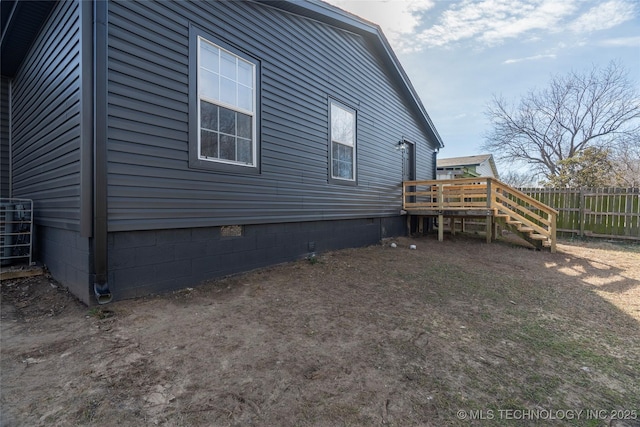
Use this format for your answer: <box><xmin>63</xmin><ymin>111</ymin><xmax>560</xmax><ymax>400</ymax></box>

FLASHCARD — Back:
<box><xmin>402</xmin><ymin>178</ymin><xmax>557</xmax><ymax>252</ymax></box>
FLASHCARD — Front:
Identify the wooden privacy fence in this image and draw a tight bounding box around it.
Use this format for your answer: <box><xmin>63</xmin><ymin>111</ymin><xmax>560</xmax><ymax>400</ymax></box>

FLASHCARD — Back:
<box><xmin>519</xmin><ymin>187</ymin><xmax>640</xmax><ymax>240</ymax></box>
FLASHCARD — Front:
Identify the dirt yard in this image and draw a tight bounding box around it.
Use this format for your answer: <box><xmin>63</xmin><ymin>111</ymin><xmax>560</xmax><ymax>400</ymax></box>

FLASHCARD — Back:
<box><xmin>1</xmin><ymin>235</ymin><xmax>639</xmax><ymax>426</ymax></box>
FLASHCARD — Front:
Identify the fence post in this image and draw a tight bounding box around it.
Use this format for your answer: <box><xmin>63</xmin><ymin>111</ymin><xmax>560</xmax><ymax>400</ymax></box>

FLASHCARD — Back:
<box><xmin>625</xmin><ymin>188</ymin><xmax>632</xmax><ymax>238</ymax></box>
<box><xmin>579</xmin><ymin>189</ymin><xmax>585</xmax><ymax>237</ymax></box>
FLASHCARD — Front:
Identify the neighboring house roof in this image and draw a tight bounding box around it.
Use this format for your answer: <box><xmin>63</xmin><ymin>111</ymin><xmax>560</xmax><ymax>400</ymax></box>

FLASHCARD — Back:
<box><xmin>437</xmin><ymin>154</ymin><xmax>492</xmax><ymax>168</ymax></box>
<box><xmin>0</xmin><ymin>0</ymin><xmax>444</xmax><ymax>149</ymax></box>
<box><xmin>437</xmin><ymin>154</ymin><xmax>499</xmax><ymax>178</ymax></box>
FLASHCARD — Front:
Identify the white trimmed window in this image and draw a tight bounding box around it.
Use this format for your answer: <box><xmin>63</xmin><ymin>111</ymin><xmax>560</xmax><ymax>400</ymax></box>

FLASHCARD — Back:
<box><xmin>330</xmin><ymin>101</ymin><xmax>356</xmax><ymax>181</ymax></box>
<box><xmin>198</xmin><ymin>37</ymin><xmax>256</xmax><ymax>167</ymax></box>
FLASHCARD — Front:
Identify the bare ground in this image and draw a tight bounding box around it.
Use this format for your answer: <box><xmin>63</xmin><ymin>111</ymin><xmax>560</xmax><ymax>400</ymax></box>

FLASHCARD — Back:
<box><xmin>1</xmin><ymin>235</ymin><xmax>639</xmax><ymax>426</ymax></box>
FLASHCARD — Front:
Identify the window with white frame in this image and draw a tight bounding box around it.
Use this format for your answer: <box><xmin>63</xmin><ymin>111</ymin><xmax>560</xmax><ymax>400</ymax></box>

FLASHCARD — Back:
<box><xmin>330</xmin><ymin>101</ymin><xmax>356</xmax><ymax>181</ymax></box>
<box><xmin>198</xmin><ymin>36</ymin><xmax>256</xmax><ymax>166</ymax></box>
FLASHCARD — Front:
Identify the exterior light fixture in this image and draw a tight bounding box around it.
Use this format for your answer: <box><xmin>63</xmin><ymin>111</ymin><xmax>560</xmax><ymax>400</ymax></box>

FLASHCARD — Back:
<box><xmin>396</xmin><ymin>140</ymin><xmax>407</xmax><ymax>151</ymax></box>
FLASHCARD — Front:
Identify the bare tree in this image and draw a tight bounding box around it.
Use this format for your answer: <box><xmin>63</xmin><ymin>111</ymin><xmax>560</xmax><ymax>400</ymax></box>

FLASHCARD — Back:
<box><xmin>483</xmin><ymin>61</ymin><xmax>640</xmax><ymax>181</ymax></box>
<box><xmin>499</xmin><ymin>169</ymin><xmax>536</xmax><ymax>188</ymax></box>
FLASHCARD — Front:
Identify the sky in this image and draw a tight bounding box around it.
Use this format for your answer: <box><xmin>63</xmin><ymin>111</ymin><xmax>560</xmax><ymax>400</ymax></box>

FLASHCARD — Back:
<box><xmin>323</xmin><ymin>0</ymin><xmax>640</xmax><ymax>173</ymax></box>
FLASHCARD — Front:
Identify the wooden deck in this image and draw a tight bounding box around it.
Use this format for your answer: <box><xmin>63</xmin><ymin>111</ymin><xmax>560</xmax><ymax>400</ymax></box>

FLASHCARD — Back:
<box><xmin>402</xmin><ymin>178</ymin><xmax>557</xmax><ymax>252</ymax></box>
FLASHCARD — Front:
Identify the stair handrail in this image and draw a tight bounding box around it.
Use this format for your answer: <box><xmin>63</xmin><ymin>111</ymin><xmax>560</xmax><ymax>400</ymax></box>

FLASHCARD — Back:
<box><xmin>489</xmin><ymin>178</ymin><xmax>558</xmax><ymax>215</ymax></box>
<box><xmin>488</xmin><ymin>178</ymin><xmax>557</xmax><ymax>252</ymax></box>
<box><xmin>402</xmin><ymin>177</ymin><xmax>557</xmax><ymax>252</ymax></box>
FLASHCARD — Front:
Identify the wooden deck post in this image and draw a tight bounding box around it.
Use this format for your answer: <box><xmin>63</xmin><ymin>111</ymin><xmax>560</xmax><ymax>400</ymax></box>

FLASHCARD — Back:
<box><xmin>486</xmin><ymin>179</ymin><xmax>493</xmax><ymax>244</ymax></box>
<box><xmin>438</xmin><ymin>214</ymin><xmax>444</xmax><ymax>242</ymax></box>
<box><xmin>486</xmin><ymin>178</ymin><xmax>493</xmax><ymax>209</ymax></box>
<box><xmin>486</xmin><ymin>214</ymin><xmax>492</xmax><ymax>243</ymax></box>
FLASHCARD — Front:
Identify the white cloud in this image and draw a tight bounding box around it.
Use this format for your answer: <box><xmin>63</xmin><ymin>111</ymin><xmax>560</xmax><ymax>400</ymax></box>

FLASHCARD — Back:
<box><xmin>414</xmin><ymin>0</ymin><xmax>578</xmax><ymax>49</ymax></box>
<box><xmin>597</xmin><ymin>36</ymin><xmax>640</xmax><ymax>47</ymax></box>
<box><xmin>324</xmin><ymin>0</ymin><xmax>640</xmax><ymax>52</ymax></box>
<box><xmin>569</xmin><ymin>0</ymin><xmax>637</xmax><ymax>32</ymax></box>
<box><xmin>324</xmin><ymin>0</ymin><xmax>435</xmax><ymax>50</ymax></box>
<box><xmin>503</xmin><ymin>54</ymin><xmax>557</xmax><ymax>64</ymax></box>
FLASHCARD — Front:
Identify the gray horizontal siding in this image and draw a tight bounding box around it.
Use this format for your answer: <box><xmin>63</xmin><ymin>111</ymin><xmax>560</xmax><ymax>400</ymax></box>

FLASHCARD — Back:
<box><xmin>10</xmin><ymin>0</ymin><xmax>81</xmax><ymax>230</ymax></box>
<box><xmin>1</xmin><ymin>77</ymin><xmax>9</xmax><ymax>198</ymax></box>
<box><xmin>476</xmin><ymin>161</ymin><xmax>495</xmax><ymax>178</ymax></box>
<box><xmin>106</xmin><ymin>0</ymin><xmax>437</xmax><ymax>231</ymax></box>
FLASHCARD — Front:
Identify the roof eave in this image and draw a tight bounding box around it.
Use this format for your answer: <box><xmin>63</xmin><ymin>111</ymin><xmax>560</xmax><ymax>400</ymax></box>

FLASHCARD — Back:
<box><xmin>256</xmin><ymin>0</ymin><xmax>444</xmax><ymax>149</ymax></box>
<box><xmin>0</xmin><ymin>0</ymin><xmax>57</xmax><ymax>78</ymax></box>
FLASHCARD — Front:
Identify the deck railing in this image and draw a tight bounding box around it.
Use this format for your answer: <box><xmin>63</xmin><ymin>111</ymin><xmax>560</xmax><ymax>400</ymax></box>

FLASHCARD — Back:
<box><xmin>403</xmin><ymin>178</ymin><xmax>557</xmax><ymax>251</ymax></box>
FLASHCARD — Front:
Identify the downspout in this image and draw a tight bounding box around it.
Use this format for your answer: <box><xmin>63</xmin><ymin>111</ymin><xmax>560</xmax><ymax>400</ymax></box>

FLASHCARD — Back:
<box><xmin>92</xmin><ymin>0</ymin><xmax>111</xmax><ymax>303</ymax></box>
<box><xmin>8</xmin><ymin>79</ymin><xmax>12</xmax><ymax>198</ymax></box>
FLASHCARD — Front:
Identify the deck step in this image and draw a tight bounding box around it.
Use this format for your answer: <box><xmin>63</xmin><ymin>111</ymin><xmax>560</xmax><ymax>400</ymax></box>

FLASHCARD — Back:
<box><xmin>506</xmin><ymin>220</ymin><xmax>522</xmax><ymax>225</ymax></box>
<box><xmin>518</xmin><ymin>226</ymin><xmax>534</xmax><ymax>233</ymax></box>
<box><xmin>495</xmin><ymin>213</ymin><xmax>510</xmax><ymax>219</ymax></box>
<box><xmin>529</xmin><ymin>234</ymin><xmax>548</xmax><ymax>241</ymax></box>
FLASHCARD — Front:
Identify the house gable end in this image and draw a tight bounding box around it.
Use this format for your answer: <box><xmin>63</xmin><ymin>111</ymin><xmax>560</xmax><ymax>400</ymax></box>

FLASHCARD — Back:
<box><xmin>255</xmin><ymin>0</ymin><xmax>443</xmax><ymax>149</ymax></box>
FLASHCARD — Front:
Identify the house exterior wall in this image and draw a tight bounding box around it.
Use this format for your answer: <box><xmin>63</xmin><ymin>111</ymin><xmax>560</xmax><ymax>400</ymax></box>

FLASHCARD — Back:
<box><xmin>38</xmin><ymin>225</ymin><xmax>92</xmax><ymax>303</ymax></box>
<box><xmin>108</xmin><ymin>217</ymin><xmax>404</xmax><ymax>300</ymax></box>
<box><xmin>3</xmin><ymin>0</ymin><xmax>440</xmax><ymax>303</ymax></box>
<box><xmin>101</xmin><ymin>0</ymin><xmax>436</xmax><ymax>299</ymax></box>
<box><xmin>1</xmin><ymin>77</ymin><xmax>9</xmax><ymax>198</ymax></box>
<box><xmin>10</xmin><ymin>0</ymin><xmax>82</xmax><ymax>230</ymax></box>
<box><xmin>7</xmin><ymin>0</ymin><xmax>92</xmax><ymax>302</ymax></box>
<box><xmin>476</xmin><ymin>161</ymin><xmax>495</xmax><ymax>178</ymax></box>
<box><xmin>105</xmin><ymin>0</ymin><xmax>437</xmax><ymax>232</ymax></box>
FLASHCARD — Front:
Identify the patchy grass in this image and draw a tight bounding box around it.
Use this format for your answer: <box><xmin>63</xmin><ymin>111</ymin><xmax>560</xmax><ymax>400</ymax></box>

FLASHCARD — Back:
<box><xmin>1</xmin><ymin>236</ymin><xmax>639</xmax><ymax>426</ymax></box>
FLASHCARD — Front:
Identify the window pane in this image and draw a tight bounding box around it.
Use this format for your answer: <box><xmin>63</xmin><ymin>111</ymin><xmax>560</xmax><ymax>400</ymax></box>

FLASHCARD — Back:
<box><xmin>220</xmin><ymin>134</ymin><xmax>236</xmax><ymax>161</ymax></box>
<box><xmin>331</xmin><ymin>104</ymin><xmax>341</xmax><ymax>140</ymax></box>
<box><xmin>201</xmin><ymin>130</ymin><xmax>218</xmax><ymax>158</ymax></box>
<box><xmin>332</xmin><ymin>159</ymin><xmax>340</xmax><ymax>178</ymax></box>
<box><xmin>200</xmin><ymin>69</ymin><xmax>219</xmax><ymax>100</ymax></box>
<box><xmin>332</xmin><ymin>142</ymin><xmax>354</xmax><ymax>180</ymax></box>
<box><xmin>196</xmin><ymin>36</ymin><xmax>256</xmax><ymax>168</ymax></box>
<box><xmin>220</xmin><ymin>77</ymin><xmax>236</xmax><ymax>106</ymax></box>
<box><xmin>238</xmin><ymin>85</ymin><xmax>252</xmax><ymax>111</ymax></box>
<box><xmin>200</xmin><ymin>101</ymin><xmax>218</xmax><ymax>131</ymax></box>
<box><xmin>344</xmin><ymin>119</ymin><xmax>354</xmax><ymax>144</ymax></box>
<box><xmin>331</xmin><ymin>103</ymin><xmax>354</xmax><ymax>145</ymax></box>
<box><xmin>220</xmin><ymin>50</ymin><xmax>236</xmax><ymax>80</ymax></box>
<box><xmin>219</xmin><ymin>107</ymin><xmax>236</xmax><ymax>135</ymax></box>
<box><xmin>237</xmin><ymin>138</ymin><xmax>252</xmax><ymax>163</ymax></box>
<box><xmin>340</xmin><ymin>160</ymin><xmax>353</xmax><ymax>179</ymax></box>
<box><xmin>237</xmin><ymin>113</ymin><xmax>252</xmax><ymax>139</ymax></box>
<box><xmin>346</xmin><ymin>145</ymin><xmax>354</xmax><ymax>162</ymax></box>
<box><xmin>238</xmin><ymin>60</ymin><xmax>253</xmax><ymax>87</ymax></box>
<box><xmin>200</xmin><ymin>42</ymin><xmax>219</xmax><ymax>71</ymax></box>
